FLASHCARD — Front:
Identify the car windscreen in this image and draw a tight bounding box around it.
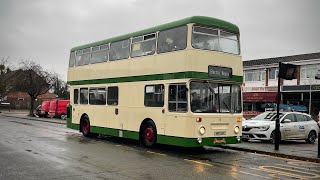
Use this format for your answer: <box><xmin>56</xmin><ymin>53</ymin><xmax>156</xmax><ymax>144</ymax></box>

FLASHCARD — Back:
<box><xmin>251</xmin><ymin>112</ymin><xmax>284</xmax><ymax>121</ymax></box>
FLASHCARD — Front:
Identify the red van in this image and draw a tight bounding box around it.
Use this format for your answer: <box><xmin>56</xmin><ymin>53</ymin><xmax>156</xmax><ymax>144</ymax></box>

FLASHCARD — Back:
<box><xmin>48</xmin><ymin>100</ymin><xmax>70</xmax><ymax>119</ymax></box>
<box><xmin>35</xmin><ymin>100</ymin><xmax>51</xmax><ymax>118</ymax></box>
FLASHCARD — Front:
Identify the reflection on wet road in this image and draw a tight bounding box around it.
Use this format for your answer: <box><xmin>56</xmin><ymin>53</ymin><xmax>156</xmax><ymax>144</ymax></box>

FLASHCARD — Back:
<box><xmin>0</xmin><ymin>115</ymin><xmax>319</xmax><ymax>179</ymax></box>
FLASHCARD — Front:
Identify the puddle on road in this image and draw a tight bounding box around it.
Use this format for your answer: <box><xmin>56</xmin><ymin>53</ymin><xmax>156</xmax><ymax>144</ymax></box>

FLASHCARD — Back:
<box><xmin>65</xmin><ymin>133</ymin><xmax>97</xmax><ymax>145</ymax></box>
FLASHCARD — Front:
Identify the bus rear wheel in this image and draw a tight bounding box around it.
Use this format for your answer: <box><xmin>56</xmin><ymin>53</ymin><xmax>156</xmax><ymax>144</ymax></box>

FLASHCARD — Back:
<box><xmin>81</xmin><ymin>116</ymin><xmax>96</xmax><ymax>137</ymax></box>
<box><xmin>141</xmin><ymin>121</ymin><xmax>157</xmax><ymax>147</ymax></box>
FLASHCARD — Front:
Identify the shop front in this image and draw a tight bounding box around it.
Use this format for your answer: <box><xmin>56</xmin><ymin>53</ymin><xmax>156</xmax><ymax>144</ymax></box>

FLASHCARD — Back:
<box><xmin>282</xmin><ymin>84</ymin><xmax>320</xmax><ymax>119</ymax></box>
<box><xmin>243</xmin><ymin>87</ymin><xmax>277</xmax><ymax>119</ymax></box>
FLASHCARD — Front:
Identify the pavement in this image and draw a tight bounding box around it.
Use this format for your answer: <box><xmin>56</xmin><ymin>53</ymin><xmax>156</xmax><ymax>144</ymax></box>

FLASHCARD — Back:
<box><xmin>0</xmin><ymin>110</ymin><xmax>66</xmax><ymax>125</ymax></box>
<box><xmin>1</xmin><ymin>110</ymin><xmax>319</xmax><ymax>163</ymax></box>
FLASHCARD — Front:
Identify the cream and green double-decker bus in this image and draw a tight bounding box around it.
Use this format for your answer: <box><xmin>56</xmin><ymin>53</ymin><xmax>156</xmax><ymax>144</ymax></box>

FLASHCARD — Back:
<box><xmin>67</xmin><ymin>16</ymin><xmax>243</xmax><ymax>147</ymax></box>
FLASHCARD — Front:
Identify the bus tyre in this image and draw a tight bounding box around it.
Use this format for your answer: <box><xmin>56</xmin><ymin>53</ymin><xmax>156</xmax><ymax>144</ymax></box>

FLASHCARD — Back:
<box><xmin>81</xmin><ymin>116</ymin><xmax>93</xmax><ymax>137</ymax></box>
<box><xmin>306</xmin><ymin>131</ymin><xmax>316</xmax><ymax>144</ymax></box>
<box><xmin>141</xmin><ymin>121</ymin><xmax>157</xmax><ymax>147</ymax></box>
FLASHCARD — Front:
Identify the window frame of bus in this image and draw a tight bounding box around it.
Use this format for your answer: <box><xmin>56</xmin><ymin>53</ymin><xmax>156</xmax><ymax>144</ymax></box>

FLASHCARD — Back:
<box><xmin>107</xmin><ymin>86</ymin><xmax>119</xmax><ymax>106</ymax></box>
<box><xmin>80</xmin><ymin>88</ymin><xmax>89</xmax><ymax>104</ymax></box>
<box><xmin>109</xmin><ymin>39</ymin><xmax>130</xmax><ymax>61</ymax></box>
<box><xmin>157</xmin><ymin>26</ymin><xmax>188</xmax><ymax>54</ymax></box>
<box><xmin>74</xmin><ymin>89</ymin><xmax>79</xmax><ymax>104</ymax></box>
<box><xmin>69</xmin><ymin>51</ymin><xmax>76</xmax><ymax>67</ymax></box>
<box><xmin>131</xmin><ymin>33</ymin><xmax>156</xmax><ymax>58</ymax></box>
<box><xmin>89</xmin><ymin>87</ymin><xmax>107</xmax><ymax>105</ymax></box>
<box><xmin>76</xmin><ymin>48</ymin><xmax>91</xmax><ymax>66</ymax></box>
<box><xmin>144</xmin><ymin>84</ymin><xmax>164</xmax><ymax>107</ymax></box>
<box><xmin>191</xmin><ymin>25</ymin><xmax>240</xmax><ymax>55</ymax></box>
<box><xmin>91</xmin><ymin>44</ymin><xmax>109</xmax><ymax>64</ymax></box>
<box><xmin>168</xmin><ymin>84</ymin><xmax>188</xmax><ymax>112</ymax></box>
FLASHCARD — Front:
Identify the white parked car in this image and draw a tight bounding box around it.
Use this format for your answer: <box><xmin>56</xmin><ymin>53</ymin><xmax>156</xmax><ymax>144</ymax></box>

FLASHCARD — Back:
<box><xmin>242</xmin><ymin>111</ymin><xmax>319</xmax><ymax>143</ymax></box>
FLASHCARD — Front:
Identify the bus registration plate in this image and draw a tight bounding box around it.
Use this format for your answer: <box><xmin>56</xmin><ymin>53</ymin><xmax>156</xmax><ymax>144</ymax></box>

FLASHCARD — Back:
<box><xmin>242</xmin><ymin>134</ymin><xmax>249</xmax><ymax>138</ymax></box>
<box><xmin>213</xmin><ymin>138</ymin><xmax>226</xmax><ymax>144</ymax></box>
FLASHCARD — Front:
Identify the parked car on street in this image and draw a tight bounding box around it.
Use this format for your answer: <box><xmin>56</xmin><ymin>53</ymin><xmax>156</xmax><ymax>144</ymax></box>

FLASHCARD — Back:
<box><xmin>35</xmin><ymin>100</ymin><xmax>51</xmax><ymax>118</ymax></box>
<box><xmin>242</xmin><ymin>111</ymin><xmax>319</xmax><ymax>144</ymax></box>
<box><xmin>48</xmin><ymin>99</ymin><xmax>70</xmax><ymax>119</ymax></box>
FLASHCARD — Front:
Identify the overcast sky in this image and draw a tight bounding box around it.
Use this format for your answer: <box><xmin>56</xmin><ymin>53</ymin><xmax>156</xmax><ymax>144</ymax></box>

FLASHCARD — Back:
<box><xmin>1</xmin><ymin>0</ymin><xmax>319</xmax><ymax>80</ymax></box>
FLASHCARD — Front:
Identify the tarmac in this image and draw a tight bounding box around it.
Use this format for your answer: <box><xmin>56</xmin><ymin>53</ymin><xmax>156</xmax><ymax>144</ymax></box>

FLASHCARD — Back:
<box><xmin>1</xmin><ymin>110</ymin><xmax>319</xmax><ymax>163</ymax></box>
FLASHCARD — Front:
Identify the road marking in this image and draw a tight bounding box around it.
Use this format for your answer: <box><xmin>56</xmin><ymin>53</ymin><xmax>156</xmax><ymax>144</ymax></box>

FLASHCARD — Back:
<box><xmin>287</xmin><ymin>161</ymin><xmax>320</xmax><ymax>168</ymax></box>
<box><xmin>277</xmin><ymin>164</ymin><xmax>320</xmax><ymax>173</ymax></box>
<box><xmin>252</xmin><ymin>167</ymin><xmax>304</xmax><ymax>179</ymax></box>
<box><xmin>184</xmin><ymin>159</ymin><xmax>213</xmax><ymax>166</ymax></box>
<box><xmin>147</xmin><ymin>151</ymin><xmax>167</xmax><ymax>156</ymax></box>
<box><xmin>238</xmin><ymin>170</ymin><xmax>273</xmax><ymax>179</ymax></box>
<box><xmin>250</xmin><ymin>153</ymin><xmax>319</xmax><ymax>165</ymax></box>
<box><xmin>252</xmin><ymin>164</ymin><xmax>320</xmax><ymax>179</ymax></box>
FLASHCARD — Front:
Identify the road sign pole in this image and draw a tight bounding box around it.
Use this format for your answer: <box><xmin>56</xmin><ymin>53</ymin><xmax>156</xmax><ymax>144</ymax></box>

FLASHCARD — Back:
<box><xmin>275</xmin><ymin>62</ymin><xmax>281</xmax><ymax>151</ymax></box>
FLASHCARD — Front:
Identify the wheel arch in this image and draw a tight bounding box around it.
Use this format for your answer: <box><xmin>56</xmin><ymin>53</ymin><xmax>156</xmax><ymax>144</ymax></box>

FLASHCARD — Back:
<box><xmin>139</xmin><ymin>118</ymin><xmax>157</xmax><ymax>140</ymax></box>
<box><xmin>309</xmin><ymin>129</ymin><xmax>318</xmax><ymax>138</ymax></box>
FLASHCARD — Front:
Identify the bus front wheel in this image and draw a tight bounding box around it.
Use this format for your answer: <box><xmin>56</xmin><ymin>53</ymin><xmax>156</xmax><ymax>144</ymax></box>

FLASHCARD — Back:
<box><xmin>141</xmin><ymin>120</ymin><xmax>157</xmax><ymax>147</ymax></box>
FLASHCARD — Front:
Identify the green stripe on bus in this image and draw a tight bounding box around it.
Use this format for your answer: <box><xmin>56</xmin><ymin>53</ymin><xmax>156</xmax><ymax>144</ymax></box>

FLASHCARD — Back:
<box><xmin>71</xmin><ymin>16</ymin><xmax>239</xmax><ymax>52</ymax></box>
<box><xmin>68</xmin><ymin>71</ymin><xmax>243</xmax><ymax>85</ymax></box>
<box><xmin>157</xmin><ymin>135</ymin><xmax>241</xmax><ymax>147</ymax></box>
<box><xmin>67</xmin><ymin>122</ymin><xmax>240</xmax><ymax>147</ymax></box>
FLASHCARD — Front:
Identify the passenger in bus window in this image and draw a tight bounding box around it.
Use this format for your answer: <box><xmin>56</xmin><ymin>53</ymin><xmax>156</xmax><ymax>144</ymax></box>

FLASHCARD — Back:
<box><xmin>191</xmin><ymin>92</ymin><xmax>201</xmax><ymax>111</ymax></box>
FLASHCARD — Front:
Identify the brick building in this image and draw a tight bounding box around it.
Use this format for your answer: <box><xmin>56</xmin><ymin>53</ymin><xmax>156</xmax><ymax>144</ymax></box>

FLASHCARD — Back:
<box><xmin>2</xmin><ymin>91</ymin><xmax>56</xmax><ymax>109</ymax></box>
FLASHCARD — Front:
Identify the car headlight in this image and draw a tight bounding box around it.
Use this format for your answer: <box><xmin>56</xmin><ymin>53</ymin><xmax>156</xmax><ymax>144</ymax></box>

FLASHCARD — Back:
<box><xmin>234</xmin><ymin>126</ymin><xmax>240</xmax><ymax>134</ymax></box>
<box><xmin>199</xmin><ymin>126</ymin><xmax>206</xmax><ymax>135</ymax></box>
<box><xmin>258</xmin><ymin>125</ymin><xmax>270</xmax><ymax>131</ymax></box>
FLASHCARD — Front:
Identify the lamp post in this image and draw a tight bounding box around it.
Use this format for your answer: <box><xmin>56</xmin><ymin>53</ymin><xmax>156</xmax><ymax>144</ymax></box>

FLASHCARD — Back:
<box><xmin>315</xmin><ymin>71</ymin><xmax>320</xmax><ymax>158</ymax></box>
<box><xmin>276</xmin><ymin>62</ymin><xmax>297</xmax><ymax>151</ymax></box>
<box><xmin>309</xmin><ymin>82</ymin><xmax>312</xmax><ymax>115</ymax></box>
<box><xmin>306</xmin><ymin>76</ymin><xmax>315</xmax><ymax>115</ymax></box>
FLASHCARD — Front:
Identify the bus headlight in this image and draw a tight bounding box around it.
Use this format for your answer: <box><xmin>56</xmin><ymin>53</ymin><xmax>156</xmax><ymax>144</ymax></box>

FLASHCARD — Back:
<box><xmin>199</xmin><ymin>126</ymin><xmax>206</xmax><ymax>135</ymax></box>
<box><xmin>234</xmin><ymin>126</ymin><xmax>240</xmax><ymax>134</ymax></box>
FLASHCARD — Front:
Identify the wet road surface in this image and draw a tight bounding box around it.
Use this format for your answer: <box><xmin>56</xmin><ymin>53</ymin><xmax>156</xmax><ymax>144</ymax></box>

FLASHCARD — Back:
<box><xmin>0</xmin><ymin>115</ymin><xmax>319</xmax><ymax>180</ymax></box>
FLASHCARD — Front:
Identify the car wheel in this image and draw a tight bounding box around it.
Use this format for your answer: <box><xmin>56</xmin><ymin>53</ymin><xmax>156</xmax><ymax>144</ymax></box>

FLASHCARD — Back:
<box><xmin>141</xmin><ymin>120</ymin><xmax>157</xmax><ymax>147</ymax></box>
<box><xmin>60</xmin><ymin>114</ymin><xmax>67</xmax><ymax>120</ymax></box>
<box><xmin>306</xmin><ymin>131</ymin><xmax>316</xmax><ymax>144</ymax></box>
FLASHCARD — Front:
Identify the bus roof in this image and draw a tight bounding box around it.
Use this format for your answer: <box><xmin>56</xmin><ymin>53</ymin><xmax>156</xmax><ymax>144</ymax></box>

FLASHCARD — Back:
<box><xmin>71</xmin><ymin>16</ymin><xmax>239</xmax><ymax>52</ymax></box>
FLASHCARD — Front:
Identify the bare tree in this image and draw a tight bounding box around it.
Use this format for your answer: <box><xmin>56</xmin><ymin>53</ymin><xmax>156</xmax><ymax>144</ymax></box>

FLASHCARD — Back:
<box><xmin>52</xmin><ymin>74</ymin><xmax>69</xmax><ymax>99</ymax></box>
<box><xmin>0</xmin><ymin>57</ymin><xmax>16</xmax><ymax>101</ymax></box>
<box><xmin>14</xmin><ymin>60</ymin><xmax>56</xmax><ymax>116</ymax></box>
